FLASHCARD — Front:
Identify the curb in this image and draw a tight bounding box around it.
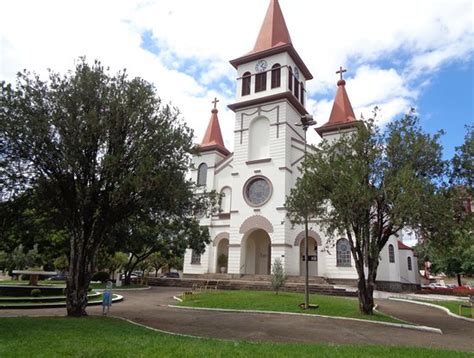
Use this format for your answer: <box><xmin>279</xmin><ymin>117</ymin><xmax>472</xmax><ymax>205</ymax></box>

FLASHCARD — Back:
<box><xmin>0</xmin><ymin>294</ymin><xmax>123</xmax><ymax>309</ymax></box>
<box><xmin>169</xmin><ymin>301</ymin><xmax>442</xmax><ymax>335</ymax></box>
<box><xmin>109</xmin><ymin>315</ymin><xmax>206</xmax><ymax>340</ymax></box>
<box><xmin>389</xmin><ymin>297</ymin><xmax>474</xmax><ymax>323</ymax></box>
<box><xmin>110</xmin><ymin>287</ymin><xmax>151</xmax><ymax>291</ymax></box>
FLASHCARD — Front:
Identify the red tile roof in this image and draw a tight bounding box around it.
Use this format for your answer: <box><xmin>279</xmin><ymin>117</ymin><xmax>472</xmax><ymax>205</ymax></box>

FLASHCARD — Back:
<box><xmin>316</xmin><ymin>78</ymin><xmax>358</xmax><ymax>136</ymax></box>
<box><xmin>200</xmin><ymin>108</ymin><xmax>230</xmax><ymax>156</ymax></box>
<box><xmin>397</xmin><ymin>240</ymin><xmax>413</xmax><ymax>250</ymax></box>
<box><xmin>229</xmin><ymin>0</ymin><xmax>313</xmax><ymax>80</ymax></box>
<box><xmin>252</xmin><ymin>0</ymin><xmax>292</xmax><ymax>54</ymax></box>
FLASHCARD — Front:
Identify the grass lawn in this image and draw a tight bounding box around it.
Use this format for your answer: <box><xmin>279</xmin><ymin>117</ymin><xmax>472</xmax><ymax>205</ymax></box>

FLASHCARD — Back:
<box><xmin>179</xmin><ymin>290</ymin><xmax>404</xmax><ymax>324</ymax></box>
<box><xmin>413</xmin><ymin>299</ymin><xmax>473</xmax><ymax>318</ymax></box>
<box><xmin>0</xmin><ymin>317</ymin><xmax>468</xmax><ymax>357</ymax></box>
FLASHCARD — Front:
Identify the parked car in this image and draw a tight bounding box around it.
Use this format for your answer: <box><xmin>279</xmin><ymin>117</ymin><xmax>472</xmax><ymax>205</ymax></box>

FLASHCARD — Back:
<box><xmin>48</xmin><ymin>273</ymin><xmax>68</xmax><ymax>281</ymax></box>
<box><xmin>161</xmin><ymin>272</ymin><xmax>180</xmax><ymax>278</ymax></box>
<box><xmin>120</xmin><ymin>273</ymin><xmax>138</xmax><ymax>280</ymax></box>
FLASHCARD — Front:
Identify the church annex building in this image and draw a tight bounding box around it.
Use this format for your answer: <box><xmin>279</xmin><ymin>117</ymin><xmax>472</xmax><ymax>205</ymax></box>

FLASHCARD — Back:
<box><xmin>183</xmin><ymin>0</ymin><xmax>420</xmax><ymax>292</ymax></box>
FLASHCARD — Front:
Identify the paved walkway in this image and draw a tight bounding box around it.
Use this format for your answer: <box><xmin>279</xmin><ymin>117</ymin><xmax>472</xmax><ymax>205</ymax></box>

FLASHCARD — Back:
<box><xmin>1</xmin><ymin>287</ymin><xmax>473</xmax><ymax>352</ymax></box>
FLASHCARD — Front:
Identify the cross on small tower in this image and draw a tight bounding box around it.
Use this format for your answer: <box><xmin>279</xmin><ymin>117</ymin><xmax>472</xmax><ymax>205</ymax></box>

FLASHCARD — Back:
<box><xmin>336</xmin><ymin>66</ymin><xmax>347</xmax><ymax>80</ymax></box>
<box><xmin>211</xmin><ymin>97</ymin><xmax>219</xmax><ymax>109</ymax></box>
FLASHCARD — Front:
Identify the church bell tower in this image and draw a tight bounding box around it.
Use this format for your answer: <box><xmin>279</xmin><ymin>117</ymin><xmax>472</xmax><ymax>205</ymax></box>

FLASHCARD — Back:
<box><xmin>225</xmin><ymin>0</ymin><xmax>314</xmax><ymax>275</ymax></box>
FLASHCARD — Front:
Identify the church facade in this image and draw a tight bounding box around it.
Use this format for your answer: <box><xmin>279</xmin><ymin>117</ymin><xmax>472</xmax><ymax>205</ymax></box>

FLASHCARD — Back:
<box><xmin>183</xmin><ymin>0</ymin><xmax>420</xmax><ymax>291</ymax></box>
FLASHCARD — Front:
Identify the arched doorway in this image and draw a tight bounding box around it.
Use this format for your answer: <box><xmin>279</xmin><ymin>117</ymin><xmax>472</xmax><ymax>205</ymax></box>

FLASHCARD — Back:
<box><xmin>300</xmin><ymin>237</ymin><xmax>318</xmax><ymax>276</ymax></box>
<box><xmin>241</xmin><ymin>229</ymin><xmax>271</xmax><ymax>275</ymax></box>
<box><xmin>215</xmin><ymin>238</ymin><xmax>229</xmax><ymax>273</ymax></box>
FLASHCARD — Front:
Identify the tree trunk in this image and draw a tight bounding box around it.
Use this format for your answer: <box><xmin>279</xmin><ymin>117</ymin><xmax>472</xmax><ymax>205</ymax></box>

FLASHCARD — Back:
<box><xmin>457</xmin><ymin>273</ymin><xmax>462</xmax><ymax>286</ymax></box>
<box><xmin>65</xmin><ymin>234</ymin><xmax>92</xmax><ymax>317</ymax></box>
<box><xmin>65</xmin><ymin>279</ymin><xmax>89</xmax><ymax>317</ymax></box>
<box><xmin>357</xmin><ymin>278</ymin><xmax>375</xmax><ymax>314</ymax></box>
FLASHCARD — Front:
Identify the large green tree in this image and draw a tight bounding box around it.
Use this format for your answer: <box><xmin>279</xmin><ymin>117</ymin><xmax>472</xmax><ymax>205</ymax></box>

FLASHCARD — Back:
<box><xmin>416</xmin><ymin>126</ymin><xmax>474</xmax><ymax>285</ymax></box>
<box><xmin>286</xmin><ymin>111</ymin><xmax>447</xmax><ymax>314</ymax></box>
<box><xmin>1</xmin><ymin>58</ymin><xmax>203</xmax><ymax>316</ymax></box>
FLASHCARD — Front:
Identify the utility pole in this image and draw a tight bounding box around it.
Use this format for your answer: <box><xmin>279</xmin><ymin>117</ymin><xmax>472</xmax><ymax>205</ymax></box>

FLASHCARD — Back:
<box><xmin>296</xmin><ymin>114</ymin><xmax>316</xmax><ymax>309</ymax></box>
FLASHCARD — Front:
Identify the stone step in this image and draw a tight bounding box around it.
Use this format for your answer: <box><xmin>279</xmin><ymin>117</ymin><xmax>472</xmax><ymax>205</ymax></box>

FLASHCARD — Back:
<box><xmin>147</xmin><ymin>277</ymin><xmax>357</xmax><ymax>297</ymax></box>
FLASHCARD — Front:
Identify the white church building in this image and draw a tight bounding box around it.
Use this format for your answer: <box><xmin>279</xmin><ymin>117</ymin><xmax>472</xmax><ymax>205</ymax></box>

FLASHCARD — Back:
<box><xmin>183</xmin><ymin>0</ymin><xmax>420</xmax><ymax>291</ymax></box>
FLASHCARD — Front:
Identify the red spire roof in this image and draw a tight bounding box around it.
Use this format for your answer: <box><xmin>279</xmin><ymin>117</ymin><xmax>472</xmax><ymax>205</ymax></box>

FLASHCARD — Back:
<box><xmin>397</xmin><ymin>240</ymin><xmax>413</xmax><ymax>251</ymax></box>
<box><xmin>229</xmin><ymin>0</ymin><xmax>313</xmax><ymax>80</ymax></box>
<box><xmin>316</xmin><ymin>68</ymin><xmax>358</xmax><ymax>136</ymax></box>
<box><xmin>200</xmin><ymin>105</ymin><xmax>230</xmax><ymax>156</ymax></box>
<box><xmin>252</xmin><ymin>0</ymin><xmax>292</xmax><ymax>53</ymax></box>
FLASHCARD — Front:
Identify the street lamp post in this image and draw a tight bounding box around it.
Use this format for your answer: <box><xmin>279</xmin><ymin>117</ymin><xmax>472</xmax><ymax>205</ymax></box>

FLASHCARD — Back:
<box><xmin>296</xmin><ymin>114</ymin><xmax>316</xmax><ymax>309</ymax></box>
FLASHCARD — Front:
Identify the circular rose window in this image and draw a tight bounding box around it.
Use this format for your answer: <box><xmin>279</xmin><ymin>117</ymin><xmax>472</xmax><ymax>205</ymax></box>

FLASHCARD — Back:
<box><xmin>244</xmin><ymin>176</ymin><xmax>272</xmax><ymax>207</ymax></box>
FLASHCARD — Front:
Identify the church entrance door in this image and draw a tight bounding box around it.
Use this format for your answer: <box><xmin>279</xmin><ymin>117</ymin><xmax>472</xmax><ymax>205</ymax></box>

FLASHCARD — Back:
<box><xmin>300</xmin><ymin>236</ymin><xmax>318</xmax><ymax>276</ymax></box>
<box><xmin>243</xmin><ymin>229</ymin><xmax>271</xmax><ymax>275</ymax></box>
<box><xmin>215</xmin><ymin>238</ymin><xmax>229</xmax><ymax>273</ymax></box>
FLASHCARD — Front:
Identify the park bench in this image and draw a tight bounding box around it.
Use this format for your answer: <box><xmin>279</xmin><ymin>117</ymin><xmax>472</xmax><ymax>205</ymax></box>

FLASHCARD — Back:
<box><xmin>204</xmin><ymin>280</ymin><xmax>219</xmax><ymax>291</ymax></box>
<box><xmin>458</xmin><ymin>295</ymin><xmax>473</xmax><ymax>318</ymax></box>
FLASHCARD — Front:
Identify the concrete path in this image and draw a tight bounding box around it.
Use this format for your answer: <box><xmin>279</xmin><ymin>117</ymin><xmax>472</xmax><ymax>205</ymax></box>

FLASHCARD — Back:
<box><xmin>1</xmin><ymin>287</ymin><xmax>473</xmax><ymax>352</ymax></box>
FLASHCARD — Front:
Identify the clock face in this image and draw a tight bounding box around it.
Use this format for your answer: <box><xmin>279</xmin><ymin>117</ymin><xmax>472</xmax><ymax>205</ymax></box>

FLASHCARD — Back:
<box><xmin>294</xmin><ymin>67</ymin><xmax>300</xmax><ymax>80</ymax></box>
<box><xmin>244</xmin><ymin>176</ymin><xmax>272</xmax><ymax>206</ymax></box>
<box><xmin>255</xmin><ymin>60</ymin><xmax>268</xmax><ymax>73</ymax></box>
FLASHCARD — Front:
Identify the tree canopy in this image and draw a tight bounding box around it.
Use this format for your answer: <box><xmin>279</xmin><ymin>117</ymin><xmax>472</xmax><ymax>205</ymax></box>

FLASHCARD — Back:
<box><xmin>416</xmin><ymin>126</ymin><xmax>474</xmax><ymax>284</ymax></box>
<box><xmin>1</xmin><ymin>58</ymin><xmax>207</xmax><ymax>316</ymax></box>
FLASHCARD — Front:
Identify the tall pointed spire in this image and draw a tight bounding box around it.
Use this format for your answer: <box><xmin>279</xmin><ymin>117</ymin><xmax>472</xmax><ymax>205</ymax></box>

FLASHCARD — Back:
<box><xmin>316</xmin><ymin>67</ymin><xmax>358</xmax><ymax>137</ymax></box>
<box><xmin>200</xmin><ymin>99</ymin><xmax>230</xmax><ymax>156</ymax></box>
<box><xmin>229</xmin><ymin>0</ymin><xmax>312</xmax><ymax>80</ymax></box>
<box><xmin>252</xmin><ymin>0</ymin><xmax>292</xmax><ymax>54</ymax></box>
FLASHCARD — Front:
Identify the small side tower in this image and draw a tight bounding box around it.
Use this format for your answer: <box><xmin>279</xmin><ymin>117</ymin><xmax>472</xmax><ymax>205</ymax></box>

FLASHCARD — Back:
<box><xmin>193</xmin><ymin>98</ymin><xmax>230</xmax><ymax>192</ymax></box>
<box><xmin>315</xmin><ymin>67</ymin><xmax>359</xmax><ymax>143</ymax></box>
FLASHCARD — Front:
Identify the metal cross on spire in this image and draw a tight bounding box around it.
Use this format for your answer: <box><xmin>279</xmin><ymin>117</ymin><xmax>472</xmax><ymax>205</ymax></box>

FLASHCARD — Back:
<box><xmin>211</xmin><ymin>97</ymin><xmax>219</xmax><ymax>109</ymax></box>
<box><xmin>336</xmin><ymin>66</ymin><xmax>347</xmax><ymax>80</ymax></box>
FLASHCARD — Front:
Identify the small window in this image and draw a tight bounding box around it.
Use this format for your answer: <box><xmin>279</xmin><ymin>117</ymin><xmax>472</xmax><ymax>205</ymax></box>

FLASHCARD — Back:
<box><xmin>388</xmin><ymin>244</ymin><xmax>395</xmax><ymax>263</ymax></box>
<box><xmin>242</xmin><ymin>72</ymin><xmax>251</xmax><ymax>96</ymax></box>
<box><xmin>294</xmin><ymin>78</ymin><xmax>299</xmax><ymax>99</ymax></box>
<box><xmin>191</xmin><ymin>250</ymin><xmax>201</xmax><ymax>264</ymax></box>
<box><xmin>288</xmin><ymin>66</ymin><xmax>293</xmax><ymax>91</ymax></box>
<box><xmin>300</xmin><ymin>84</ymin><xmax>305</xmax><ymax>105</ymax></box>
<box><xmin>407</xmin><ymin>257</ymin><xmax>412</xmax><ymax>271</ymax></box>
<box><xmin>255</xmin><ymin>72</ymin><xmax>267</xmax><ymax>92</ymax></box>
<box><xmin>197</xmin><ymin>163</ymin><xmax>207</xmax><ymax>186</ymax></box>
<box><xmin>336</xmin><ymin>239</ymin><xmax>351</xmax><ymax>267</ymax></box>
<box><xmin>271</xmin><ymin>64</ymin><xmax>281</xmax><ymax>88</ymax></box>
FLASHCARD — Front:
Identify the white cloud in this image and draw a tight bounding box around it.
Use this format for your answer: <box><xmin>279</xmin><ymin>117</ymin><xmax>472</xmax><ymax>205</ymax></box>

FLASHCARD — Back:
<box><xmin>0</xmin><ymin>0</ymin><xmax>472</xmax><ymax>152</ymax></box>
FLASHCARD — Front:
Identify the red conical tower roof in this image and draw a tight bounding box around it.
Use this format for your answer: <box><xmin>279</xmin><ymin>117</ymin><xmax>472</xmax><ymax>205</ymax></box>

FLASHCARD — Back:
<box><xmin>229</xmin><ymin>0</ymin><xmax>312</xmax><ymax>80</ymax></box>
<box><xmin>252</xmin><ymin>0</ymin><xmax>292</xmax><ymax>53</ymax></box>
<box><xmin>316</xmin><ymin>67</ymin><xmax>358</xmax><ymax>137</ymax></box>
<box><xmin>200</xmin><ymin>101</ymin><xmax>230</xmax><ymax>156</ymax></box>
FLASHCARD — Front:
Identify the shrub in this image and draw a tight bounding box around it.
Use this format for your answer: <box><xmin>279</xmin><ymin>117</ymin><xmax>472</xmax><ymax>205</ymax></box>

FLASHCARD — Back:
<box><xmin>271</xmin><ymin>258</ymin><xmax>287</xmax><ymax>295</ymax></box>
<box><xmin>91</xmin><ymin>271</ymin><xmax>110</xmax><ymax>283</ymax></box>
<box><xmin>30</xmin><ymin>289</ymin><xmax>41</xmax><ymax>297</ymax></box>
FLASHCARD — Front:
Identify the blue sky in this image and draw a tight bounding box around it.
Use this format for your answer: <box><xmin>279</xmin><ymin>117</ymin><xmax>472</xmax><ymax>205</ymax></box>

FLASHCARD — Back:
<box><xmin>417</xmin><ymin>62</ymin><xmax>472</xmax><ymax>159</ymax></box>
<box><xmin>1</xmin><ymin>0</ymin><xmax>472</xmax><ymax>158</ymax></box>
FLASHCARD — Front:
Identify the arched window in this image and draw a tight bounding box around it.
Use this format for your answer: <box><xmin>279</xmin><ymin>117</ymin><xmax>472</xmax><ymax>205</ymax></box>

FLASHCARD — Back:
<box><xmin>407</xmin><ymin>256</ymin><xmax>412</xmax><ymax>271</ymax></box>
<box><xmin>271</xmin><ymin>64</ymin><xmax>281</xmax><ymax>88</ymax></box>
<box><xmin>220</xmin><ymin>187</ymin><xmax>232</xmax><ymax>213</ymax></box>
<box><xmin>255</xmin><ymin>72</ymin><xmax>267</xmax><ymax>92</ymax></box>
<box><xmin>288</xmin><ymin>66</ymin><xmax>293</xmax><ymax>91</ymax></box>
<box><xmin>336</xmin><ymin>239</ymin><xmax>351</xmax><ymax>267</ymax></box>
<box><xmin>191</xmin><ymin>250</ymin><xmax>201</xmax><ymax>264</ymax></box>
<box><xmin>294</xmin><ymin>77</ymin><xmax>299</xmax><ymax>99</ymax></box>
<box><xmin>242</xmin><ymin>72</ymin><xmax>251</xmax><ymax>96</ymax></box>
<box><xmin>388</xmin><ymin>244</ymin><xmax>395</xmax><ymax>263</ymax></box>
<box><xmin>248</xmin><ymin>117</ymin><xmax>270</xmax><ymax>160</ymax></box>
<box><xmin>197</xmin><ymin>163</ymin><xmax>207</xmax><ymax>186</ymax></box>
<box><xmin>300</xmin><ymin>83</ymin><xmax>305</xmax><ymax>105</ymax></box>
